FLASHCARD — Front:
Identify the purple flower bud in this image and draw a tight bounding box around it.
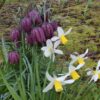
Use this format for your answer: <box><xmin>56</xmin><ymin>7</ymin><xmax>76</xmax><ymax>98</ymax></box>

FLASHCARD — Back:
<box><xmin>27</xmin><ymin>27</ymin><xmax>46</xmax><ymax>45</ymax></box>
<box><xmin>42</xmin><ymin>23</ymin><xmax>54</xmax><ymax>39</ymax></box>
<box><xmin>28</xmin><ymin>10</ymin><xmax>42</xmax><ymax>25</ymax></box>
<box><xmin>10</xmin><ymin>28</ymin><xmax>20</xmax><ymax>41</ymax></box>
<box><xmin>50</xmin><ymin>21</ymin><xmax>58</xmax><ymax>31</ymax></box>
<box><xmin>21</xmin><ymin>17</ymin><xmax>32</xmax><ymax>33</ymax></box>
<box><xmin>8</xmin><ymin>51</ymin><xmax>20</xmax><ymax>64</ymax></box>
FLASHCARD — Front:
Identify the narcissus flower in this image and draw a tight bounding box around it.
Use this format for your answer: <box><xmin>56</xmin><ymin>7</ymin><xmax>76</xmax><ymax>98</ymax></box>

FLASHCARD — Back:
<box><xmin>87</xmin><ymin>60</ymin><xmax>100</xmax><ymax>82</ymax></box>
<box><xmin>51</xmin><ymin>27</ymin><xmax>72</xmax><ymax>45</ymax></box>
<box><xmin>41</xmin><ymin>39</ymin><xmax>63</xmax><ymax>61</ymax></box>
<box><xmin>8</xmin><ymin>51</ymin><xmax>20</xmax><ymax>64</ymax></box>
<box><xmin>67</xmin><ymin>64</ymin><xmax>84</xmax><ymax>80</ymax></box>
<box><xmin>43</xmin><ymin>71</ymin><xmax>74</xmax><ymax>92</ymax></box>
<box><xmin>70</xmin><ymin>49</ymin><xmax>88</xmax><ymax>65</ymax></box>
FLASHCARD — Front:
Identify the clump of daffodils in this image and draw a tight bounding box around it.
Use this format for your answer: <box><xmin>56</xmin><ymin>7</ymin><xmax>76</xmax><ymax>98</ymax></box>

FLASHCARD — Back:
<box><xmin>87</xmin><ymin>60</ymin><xmax>100</xmax><ymax>82</ymax></box>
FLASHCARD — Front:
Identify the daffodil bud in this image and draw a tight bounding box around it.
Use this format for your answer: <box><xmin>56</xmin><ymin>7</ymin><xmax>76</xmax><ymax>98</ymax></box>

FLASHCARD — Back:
<box><xmin>10</xmin><ymin>28</ymin><xmax>21</xmax><ymax>42</ymax></box>
<box><xmin>8</xmin><ymin>51</ymin><xmax>20</xmax><ymax>64</ymax></box>
<box><xmin>21</xmin><ymin>17</ymin><xmax>32</xmax><ymax>33</ymax></box>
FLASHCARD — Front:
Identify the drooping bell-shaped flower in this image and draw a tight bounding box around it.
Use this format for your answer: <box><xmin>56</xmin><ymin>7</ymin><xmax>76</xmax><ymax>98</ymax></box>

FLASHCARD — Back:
<box><xmin>10</xmin><ymin>28</ymin><xmax>21</xmax><ymax>42</ymax></box>
<box><xmin>21</xmin><ymin>17</ymin><xmax>32</xmax><ymax>33</ymax></box>
<box><xmin>27</xmin><ymin>27</ymin><xmax>46</xmax><ymax>45</ymax></box>
<box><xmin>42</xmin><ymin>23</ymin><xmax>54</xmax><ymax>39</ymax></box>
<box><xmin>28</xmin><ymin>10</ymin><xmax>42</xmax><ymax>25</ymax></box>
<box><xmin>50</xmin><ymin>21</ymin><xmax>58</xmax><ymax>31</ymax></box>
<box><xmin>8</xmin><ymin>51</ymin><xmax>20</xmax><ymax>64</ymax></box>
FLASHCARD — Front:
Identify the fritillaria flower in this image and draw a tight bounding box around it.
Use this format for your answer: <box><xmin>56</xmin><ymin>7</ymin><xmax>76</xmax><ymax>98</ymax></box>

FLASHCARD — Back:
<box><xmin>51</xmin><ymin>27</ymin><xmax>72</xmax><ymax>45</ymax></box>
<box><xmin>21</xmin><ymin>17</ymin><xmax>32</xmax><ymax>33</ymax></box>
<box><xmin>10</xmin><ymin>28</ymin><xmax>20</xmax><ymax>42</ymax></box>
<box><xmin>28</xmin><ymin>10</ymin><xmax>42</xmax><ymax>25</ymax></box>
<box><xmin>42</xmin><ymin>23</ymin><xmax>54</xmax><ymax>39</ymax></box>
<box><xmin>27</xmin><ymin>27</ymin><xmax>46</xmax><ymax>45</ymax></box>
<box><xmin>43</xmin><ymin>71</ymin><xmax>74</xmax><ymax>92</ymax></box>
<box><xmin>8</xmin><ymin>51</ymin><xmax>20</xmax><ymax>64</ymax></box>
<box><xmin>50</xmin><ymin>21</ymin><xmax>58</xmax><ymax>31</ymax></box>
<box><xmin>87</xmin><ymin>60</ymin><xmax>100</xmax><ymax>82</ymax></box>
<box><xmin>41</xmin><ymin>39</ymin><xmax>63</xmax><ymax>61</ymax></box>
<box><xmin>70</xmin><ymin>49</ymin><xmax>88</xmax><ymax>65</ymax></box>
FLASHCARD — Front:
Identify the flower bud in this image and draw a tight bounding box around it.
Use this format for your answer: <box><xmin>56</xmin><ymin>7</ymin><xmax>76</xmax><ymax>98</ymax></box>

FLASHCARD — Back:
<box><xmin>50</xmin><ymin>21</ymin><xmax>58</xmax><ymax>31</ymax></box>
<box><xmin>28</xmin><ymin>10</ymin><xmax>42</xmax><ymax>25</ymax></box>
<box><xmin>21</xmin><ymin>17</ymin><xmax>32</xmax><ymax>33</ymax></box>
<box><xmin>42</xmin><ymin>23</ymin><xmax>54</xmax><ymax>39</ymax></box>
<box><xmin>8</xmin><ymin>51</ymin><xmax>20</xmax><ymax>64</ymax></box>
<box><xmin>10</xmin><ymin>28</ymin><xmax>20</xmax><ymax>41</ymax></box>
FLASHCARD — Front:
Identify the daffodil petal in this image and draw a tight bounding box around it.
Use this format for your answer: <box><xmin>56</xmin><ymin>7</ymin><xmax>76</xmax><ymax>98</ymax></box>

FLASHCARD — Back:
<box><xmin>93</xmin><ymin>74</ymin><xmax>98</xmax><ymax>82</ymax></box>
<box><xmin>69</xmin><ymin>65</ymin><xmax>76</xmax><ymax>73</ymax></box>
<box><xmin>51</xmin><ymin>36</ymin><xmax>59</xmax><ymax>41</ymax></box>
<box><xmin>87</xmin><ymin>70</ymin><xmax>93</xmax><ymax>76</ymax></box>
<box><xmin>80</xmin><ymin>49</ymin><xmax>88</xmax><ymax>58</ymax></box>
<box><xmin>54</xmin><ymin>40</ymin><xmax>60</xmax><ymax>49</ymax></box>
<box><xmin>57</xmin><ymin>27</ymin><xmax>65</xmax><ymax>37</ymax></box>
<box><xmin>65</xmin><ymin>27</ymin><xmax>72</xmax><ymax>35</ymax></box>
<box><xmin>46</xmin><ymin>39</ymin><xmax>53</xmax><ymax>48</ymax></box>
<box><xmin>44</xmin><ymin>49</ymin><xmax>51</xmax><ymax>57</ymax></box>
<box><xmin>54</xmin><ymin>49</ymin><xmax>63</xmax><ymax>55</ymax></box>
<box><xmin>62</xmin><ymin>79</ymin><xmax>74</xmax><ymax>85</ymax></box>
<box><xmin>41</xmin><ymin>47</ymin><xmax>47</xmax><ymax>51</ymax></box>
<box><xmin>43</xmin><ymin>81</ymin><xmax>54</xmax><ymax>92</ymax></box>
<box><xmin>70</xmin><ymin>54</ymin><xmax>76</xmax><ymax>60</ymax></box>
<box><xmin>75</xmin><ymin>63</ymin><xmax>85</xmax><ymax>70</ymax></box>
<box><xmin>57</xmin><ymin>73</ymin><xmax>70</xmax><ymax>82</ymax></box>
<box><xmin>96</xmin><ymin>60</ymin><xmax>100</xmax><ymax>71</ymax></box>
<box><xmin>46</xmin><ymin>71</ymin><xmax>53</xmax><ymax>81</ymax></box>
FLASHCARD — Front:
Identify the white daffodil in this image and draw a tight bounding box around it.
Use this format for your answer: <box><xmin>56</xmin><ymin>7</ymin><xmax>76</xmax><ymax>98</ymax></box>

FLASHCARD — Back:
<box><xmin>43</xmin><ymin>71</ymin><xmax>74</xmax><ymax>92</ymax></box>
<box><xmin>41</xmin><ymin>39</ymin><xmax>63</xmax><ymax>61</ymax></box>
<box><xmin>66</xmin><ymin>64</ymin><xmax>85</xmax><ymax>80</ymax></box>
<box><xmin>70</xmin><ymin>49</ymin><xmax>88</xmax><ymax>65</ymax></box>
<box><xmin>87</xmin><ymin>60</ymin><xmax>100</xmax><ymax>82</ymax></box>
<box><xmin>51</xmin><ymin>27</ymin><xmax>72</xmax><ymax>45</ymax></box>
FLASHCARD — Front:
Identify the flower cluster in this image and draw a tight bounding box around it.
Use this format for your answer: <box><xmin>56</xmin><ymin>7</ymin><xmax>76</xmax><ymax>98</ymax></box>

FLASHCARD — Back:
<box><xmin>8</xmin><ymin>9</ymin><xmax>58</xmax><ymax>64</ymax></box>
<box><xmin>41</xmin><ymin>26</ymin><xmax>100</xmax><ymax>93</ymax></box>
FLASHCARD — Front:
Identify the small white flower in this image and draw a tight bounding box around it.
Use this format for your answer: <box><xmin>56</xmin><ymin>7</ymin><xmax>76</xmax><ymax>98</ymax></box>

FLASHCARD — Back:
<box><xmin>51</xmin><ymin>27</ymin><xmax>72</xmax><ymax>45</ymax></box>
<box><xmin>70</xmin><ymin>49</ymin><xmax>88</xmax><ymax>65</ymax></box>
<box><xmin>41</xmin><ymin>39</ymin><xmax>63</xmax><ymax>61</ymax></box>
<box><xmin>43</xmin><ymin>71</ymin><xmax>74</xmax><ymax>92</ymax></box>
<box><xmin>87</xmin><ymin>60</ymin><xmax>100</xmax><ymax>82</ymax></box>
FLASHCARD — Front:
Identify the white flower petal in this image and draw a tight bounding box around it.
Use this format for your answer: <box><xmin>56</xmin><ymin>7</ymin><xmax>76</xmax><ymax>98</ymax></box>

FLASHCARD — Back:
<box><xmin>62</xmin><ymin>79</ymin><xmax>75</xmax><ymax>85</ymax></box>
<box><xmin>96</xmin><ymin>60</ymin><xmax>100</xmax><ymax>71</ymax></box>
<box><xmin>54</xmin><ymin>49</ymin><xmax>63</xmax><ymax>55</ymax></box>
<box><xmin>69</xmin><ymin>65</ymin><xmax>76</xmax><ymax>73</ymax></box>
<box><xmin>46</xmin><ymin>39</ymin><xmax>53</xmax><ymax>48</ymax></box>
<box><xmin>93</xmin><ymin>74</ymin><xmax>98</xmax><ymax>82</ymax></box>
<box><xmin>87</xmin><ymin>70</ymin><xmax>93</xmax><ymax>76</ymax></box>
<box><xmin>57</xmin><ymin>27</ymin><xmax>65</xmax><ymax>37</ymax></box>
<box><xmin>41</xmin><ymin>47</ymin><xmax>47</xmax><ymax>51</ymax></box>
<box><xmin>57</xmin><ymin>73</ymin><xmax>70</xmax><ymax>82</ymax></box>
<box><xmin>51</xmin><ymin>36</ymin><xmax>59</xmax><ymax>41</ymax></box>
<box><xmin>44</xmin><ymin>50</ymin><xmax>51</xmax><ymax>57</ymax></box>
<box><xmin>52</xmin><ymin>54</ymin><xmax>55</xmax><ymax>62</ymax></box>
<box><xmin>65</xmin><ymin>27</ymin><xmax>72</xmax><ymax>35</ymax></box>
<box><xmin>70</xmin><ymin>54</ymin><xmax>77</xmax><ymax>60</ymax></box>
<box><xmin>75</xmin><ymin>63</ymin><xmax>85</xmax><ymax>70</ymax></box>
<box><xmin>43</xmin><ymin>81</ymin><xmax>54</xmax><ymax>92</ymax></box>
<box><xmin>54</xmin><ymin>40</ymin><xmax>60</xmax><ymax>49</ymax></box>
<box><xmin>80</xmin><ymin>49</ymin><xmax>88</xmax><ymax>58</ymax></box>
<box><xmin>46</xmin><ymin>71</ymin><xmax>53</xmax><ymax>81</ymax></box>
